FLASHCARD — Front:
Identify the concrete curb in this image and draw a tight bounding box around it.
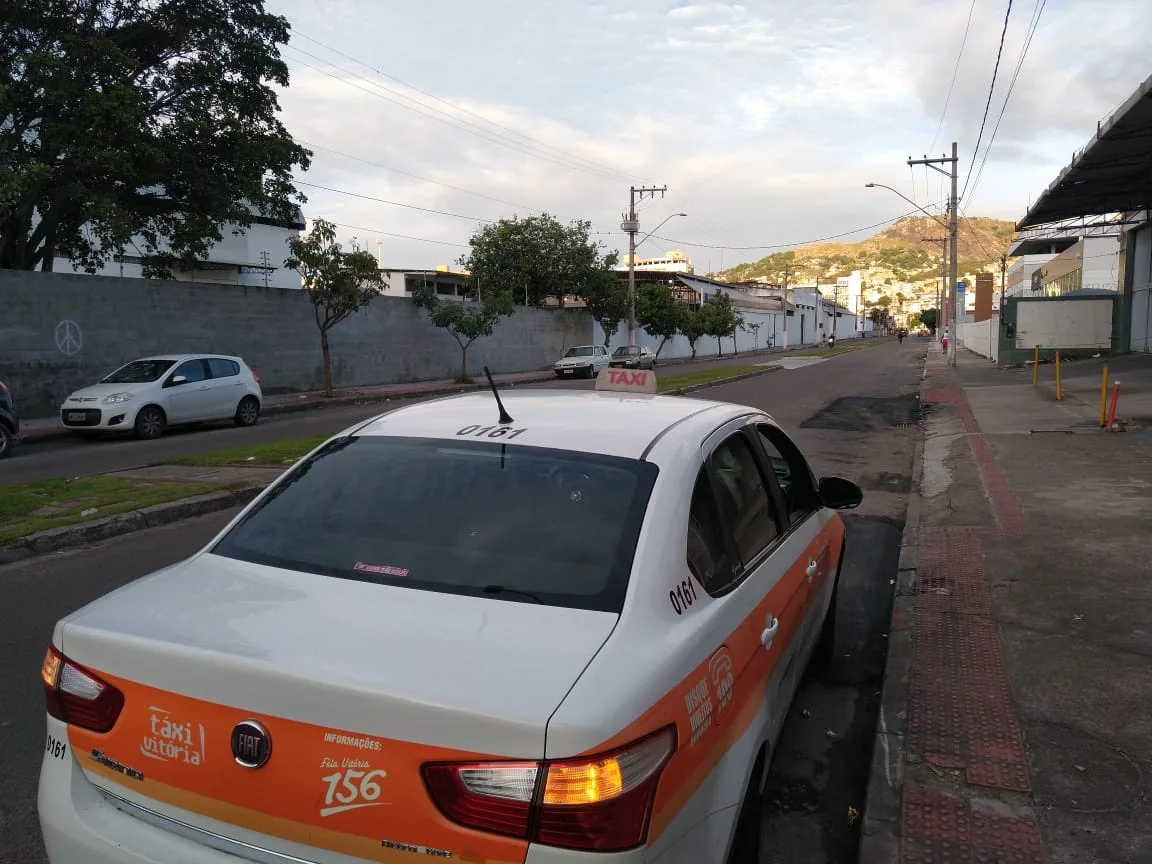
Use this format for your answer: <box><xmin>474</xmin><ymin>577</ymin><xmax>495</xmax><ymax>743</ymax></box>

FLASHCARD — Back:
<box><xmin>667</xmin><ymin>365</ymin><xmax>782</xmax><ymax>395</ymax></box>
<box><xmin>16</xmin><ymin>374</ymin><xmax>560</xmax><ymax>447</ymax></box>
<box><xmin>0</xmin><ymin>486</ymin><xmax>261</xmax><ymax>566</ymax></box>
<box><xmin>857</xmin><ymin>374</ymin><xmax>926</xmax><ymax>864</ymax></box>
<box><xmin>16</xmin><ymin>341</ymin><xmax>884</xmax><ymax>447</ymax></box>
<box><xmin>1</xmin><ymin>367</ymin><xmax>788</xmax><ymax>564</ymax></box>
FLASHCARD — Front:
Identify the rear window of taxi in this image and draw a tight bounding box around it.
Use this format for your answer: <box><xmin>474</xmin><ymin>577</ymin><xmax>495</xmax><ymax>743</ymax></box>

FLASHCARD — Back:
<box><xmin>211</xmin><ymin>436</ymin><xmax>658</xmax><ymax>612</ymax></box>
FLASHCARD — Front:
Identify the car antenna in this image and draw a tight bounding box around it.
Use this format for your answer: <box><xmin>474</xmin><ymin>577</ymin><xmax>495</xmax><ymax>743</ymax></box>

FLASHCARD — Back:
<box><xmin>483</xmin><ymin>366</ymin><xmax>514</xmax><ymax>425</ymax></box>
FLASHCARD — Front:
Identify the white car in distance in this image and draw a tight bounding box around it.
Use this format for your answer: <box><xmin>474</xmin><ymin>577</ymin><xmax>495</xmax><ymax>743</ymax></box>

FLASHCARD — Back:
<box><xmin>59</xmin><ymin>355</ymin><xmax>263</xmax><ymax>440</ymax></box>
<box><xmin>554</xmin><ymin>345</ymin><xmax>611</xmax><ymax>378</ymax></box>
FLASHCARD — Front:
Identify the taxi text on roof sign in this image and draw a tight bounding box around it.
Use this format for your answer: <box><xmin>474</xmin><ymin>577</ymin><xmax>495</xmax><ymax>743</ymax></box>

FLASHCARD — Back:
<box><xmin>595</xmin><ymin>368</ymin><xmax>658</xmax><ymax>394</ymax></box>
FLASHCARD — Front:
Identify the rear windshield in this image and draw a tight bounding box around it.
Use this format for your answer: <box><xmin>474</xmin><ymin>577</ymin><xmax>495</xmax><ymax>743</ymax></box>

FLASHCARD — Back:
<box><xmin>102</xmin><ymin>359</ymin><xmax>176</xmax><ymax>384</ymax></box>
<box><xmin>211</xmin><ymin>437</ymin><xmax>658</xmax><ymax>613</ymax></box>
<box><xmin>564</xmin><ymin>347</ymin><xmax>595</xmax><ymax>357</ymax></box>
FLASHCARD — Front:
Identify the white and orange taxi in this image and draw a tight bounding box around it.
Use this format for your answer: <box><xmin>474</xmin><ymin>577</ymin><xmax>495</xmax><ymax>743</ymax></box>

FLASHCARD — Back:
<box><xmin>38</xmin><ymin>368</ymin><xmax>862</xmax><ymax>864</ymax></box>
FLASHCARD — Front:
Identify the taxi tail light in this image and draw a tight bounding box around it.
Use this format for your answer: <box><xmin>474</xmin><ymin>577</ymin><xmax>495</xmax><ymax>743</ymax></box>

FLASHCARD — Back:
<box><xmin>423</xmin><ymin>727</ymin><xmax>675</xmax><ymax>852</ymax></box>
<box><xmin>41</xmin><ymin>645</ymin><xmax>124</xmax><ymax>733</ymax></box>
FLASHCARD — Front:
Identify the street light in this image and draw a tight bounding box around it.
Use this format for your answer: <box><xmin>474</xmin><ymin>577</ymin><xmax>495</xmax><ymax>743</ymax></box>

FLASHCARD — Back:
<box><xmin>864</xmin><ymin>183</ymin><xmax>948</xmax><ymax>230</ymax></box>
<box><xmin>626</xmin><ymin>212</ymin><xmax>687</xmax><ymax>348</ymax></box>
<box><xmin>637</xmin><ymin>212</ymin><xmax>687</xmax><ymax>248</ymax></box>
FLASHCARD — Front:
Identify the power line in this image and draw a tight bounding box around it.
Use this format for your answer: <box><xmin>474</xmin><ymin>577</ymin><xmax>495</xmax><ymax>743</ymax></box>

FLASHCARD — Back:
<box><xmin>284</xmin><ymin>48</ymin><xmax>631</xmax><ymax>185</ymax></box>
<box><xmin>326</xmin><ymin>221</ymin><xmax>469</xmax><ymax>248</ymax></box>
<box><xmin>294</xmin><ymin>179</ymin><xmax>495</xmax><ymax>222</ymax></box>
<box><xmin>602</xmin><ymin>202</ymin><xmax>949</xmax><ymax>252</ymax></box>
<box><xmin>293</xmin><ymin>31</ymin><xmax>642</xmax><ymax>184</ymax></box>
<box><xmin>961</xmin><ymin>0</ymin><xmax>1014</xmax><ymax>200</ymax></box>
<box><xmin>931</xmin><ymin>0</ymin><xmax>978</xmax><ymax>153</ymax></box>
<box><xmin>298</xmin><ymin>139</ymin><xmax>546</xmax><ymax>213</ymax></box>
<box><xmin>964</xmin><ymin>0</ymin><xmax>1047</xmax><ymax>209</ymax></box>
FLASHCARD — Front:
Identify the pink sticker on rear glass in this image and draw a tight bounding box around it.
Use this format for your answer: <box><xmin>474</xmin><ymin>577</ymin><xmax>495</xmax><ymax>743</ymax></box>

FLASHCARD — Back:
<box><xmin>353</xmin><ymin>561</ymin><xmax>410</xmax><ymax>577</ymax></box>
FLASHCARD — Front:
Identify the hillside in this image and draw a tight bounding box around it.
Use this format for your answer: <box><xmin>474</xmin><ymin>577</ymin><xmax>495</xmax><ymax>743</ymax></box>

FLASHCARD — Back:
<box><xmin>715</xmin><ymin>216</ymin><xmax>1016</xmax><ymax>303</ymax></box>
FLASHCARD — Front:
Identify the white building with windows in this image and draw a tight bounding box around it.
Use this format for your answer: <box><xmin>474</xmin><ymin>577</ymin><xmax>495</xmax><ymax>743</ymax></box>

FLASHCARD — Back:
<box><xmin>40</xmin><ymin>203</ymin><xmax>306</xmax><ymax>290</ymax></box>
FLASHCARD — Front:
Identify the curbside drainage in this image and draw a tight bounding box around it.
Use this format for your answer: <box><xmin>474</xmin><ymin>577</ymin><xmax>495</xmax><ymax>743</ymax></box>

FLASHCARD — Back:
<box><xmin>856</xmin><ymin>380</ymin><xmax>925</xmax><ymax>864</ymax></box>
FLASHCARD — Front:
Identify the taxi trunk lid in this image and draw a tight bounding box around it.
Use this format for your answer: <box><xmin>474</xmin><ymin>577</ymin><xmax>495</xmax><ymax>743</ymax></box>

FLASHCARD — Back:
<box><xmin>56</xmin><ymin>554</ymin><xmax>617</xmax><ymax>862</ymax></box>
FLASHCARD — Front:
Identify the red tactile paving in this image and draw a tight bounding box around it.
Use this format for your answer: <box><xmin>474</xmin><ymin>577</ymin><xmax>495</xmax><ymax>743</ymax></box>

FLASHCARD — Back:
<box><xmin>901</xmin><ymin>787</ymin><xmax>1049</xmax><ymax>863</ymax></box>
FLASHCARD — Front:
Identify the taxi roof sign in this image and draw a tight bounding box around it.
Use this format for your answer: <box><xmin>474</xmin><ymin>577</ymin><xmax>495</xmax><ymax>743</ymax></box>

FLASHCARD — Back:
<box><xmin>595</xmin><ymin>368</ymin><xmax>658</xmax><ymax>394</ymax></box>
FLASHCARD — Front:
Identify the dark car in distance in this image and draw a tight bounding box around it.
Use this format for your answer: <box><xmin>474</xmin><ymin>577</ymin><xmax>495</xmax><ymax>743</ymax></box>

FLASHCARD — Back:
<box><xmin>0</xmin><ymin>379</ymin><xmax>20</xmax><ymax>459</ymax></box>
<box><xmin>609</xmin><ymin>345</ymin><xmax>657</xmax><ymax>369</ymax></box>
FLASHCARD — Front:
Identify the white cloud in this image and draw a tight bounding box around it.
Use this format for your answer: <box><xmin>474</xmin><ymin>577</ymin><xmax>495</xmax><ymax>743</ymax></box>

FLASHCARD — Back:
<box><xmin>266</xmin><ymin>0</ymin><xmax>1152</xmax><ymax>271</ymax></box>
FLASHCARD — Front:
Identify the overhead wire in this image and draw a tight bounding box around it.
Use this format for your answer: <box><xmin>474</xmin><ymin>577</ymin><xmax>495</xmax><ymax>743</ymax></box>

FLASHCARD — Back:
<box><xmin>291</xmin><ymin>31</ymin><xmax>642</xmax><ymax>184</ymax></box>
<box><xmin>961</xmin><ymin>0</ymin><xmax>1014</xmax><ymax>201</ymax></box>
<box><xmin>283</xmin><ymin>48</ymin><xmax>632</xmax><ymax>185</ymax></box>
<box><xmin>931</xmin><ymin>0</ymin><xmax>979</xmax><ymax>153</ymax></box>
<box><xmin>602</xmin><ymin>202</ymin><xmax>949</xmax><ymax>252</ymax></box>
<box><xmin>963</xmin><ymin>0</ymin><xmax>1047</xmax><ymax>211</ymax></box>
<box><xmin>293</xmin><ymin>179</ymin><xmax>496</xmax><ymax>223</ymax></box>
<box><xmin>326</xmin><ymin>222</ymin><xmax>469</xmax><ymax>248</ymax></box>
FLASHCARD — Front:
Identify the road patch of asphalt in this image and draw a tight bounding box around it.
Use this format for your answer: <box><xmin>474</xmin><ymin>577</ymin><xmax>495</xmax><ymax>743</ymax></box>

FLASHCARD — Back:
<box><xmin>800</xmin><ymin>395</ymin><xmax>923</xmax><ymax>432</ymax></box>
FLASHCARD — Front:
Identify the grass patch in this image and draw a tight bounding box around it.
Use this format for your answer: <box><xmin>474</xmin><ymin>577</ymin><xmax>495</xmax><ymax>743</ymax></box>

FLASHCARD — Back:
<box><xmin>170</xmin><ymin>434</ymin><xmax>330</xmax><ymax>467</ymax></box>
<box><xmin>793</xmin><ymin>337</ymin><xmax>896</xmax><ymax>358</ymax></box>
<box><xmin>658</xmin><ymin>365</ymin><xmax>763</xmax><ymax>393</ymax></box>
<box><xmin>0</xmin><ymin>476</ymin><xmax>221</xmax><ymax>545</ymax></box>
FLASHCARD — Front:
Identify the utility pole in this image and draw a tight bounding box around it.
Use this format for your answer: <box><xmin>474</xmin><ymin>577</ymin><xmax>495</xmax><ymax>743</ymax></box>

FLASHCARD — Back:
<box><xmin>259</xmin><ymin>250</ymin><xmax>271</xmax><ymax>288</ymax></box>
<box><xmin>781</xmin><ymin>263</ymin><xmax>791</xmax><ymax>350</ymax></box>
<box><xmin>908</xmin><ymin>143</ymin><xmax>959</xmax><ymax>366</ymax></box>
<box><xmin>622</xmin><ymin>184</ymin><xmax>668</xmax><ymax>348</ymax></box>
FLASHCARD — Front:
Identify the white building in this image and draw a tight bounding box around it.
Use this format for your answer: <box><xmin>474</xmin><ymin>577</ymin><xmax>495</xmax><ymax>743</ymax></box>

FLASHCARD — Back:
<box><xmin>43</xmin><ymin>203</ymin><xmax>306</xmax><ymax>290</ymax></box>
<box><xmin>616</xmin><ymin>250</ymin><xmax>695</xmax><ymax>274</ymax></box>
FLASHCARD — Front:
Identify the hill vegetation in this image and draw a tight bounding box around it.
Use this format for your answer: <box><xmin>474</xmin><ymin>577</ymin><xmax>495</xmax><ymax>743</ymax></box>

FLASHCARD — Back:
<box><xmin>716</xmin><ymin>216</ymin><xmax>1016</xmax><ymax>301</ymax></box>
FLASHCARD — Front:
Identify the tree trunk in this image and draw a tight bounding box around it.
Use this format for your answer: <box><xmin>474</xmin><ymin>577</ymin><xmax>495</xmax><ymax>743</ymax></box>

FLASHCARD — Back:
<box><xmin>320</xmin><ymin>328</ymin><xmax>333</xmax><ymax>396</ymax></box>
<box><xmin>460</xmin><ymin>343</ymin><xmax>468</xmax><ymax>380</ymax></box>
<box><xmin>716</xmin><ymin>337</ymin><xmax>722</xmax><ymax>356</ymax></box>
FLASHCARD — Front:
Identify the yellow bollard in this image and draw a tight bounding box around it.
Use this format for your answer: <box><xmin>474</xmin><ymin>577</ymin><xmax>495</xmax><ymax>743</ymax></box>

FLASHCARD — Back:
<box><xmin>1032</xmin><ymin>345</ymin><xmax>1040</xmax><ymax>386</ymax></box>
<box><xmin>1055</xmin><ymin>351</ymin><xmax>1062</xmax><ymax>400</ymax></box>
<box><xmin>1099</xmin><ymin>362</ymin><xmax>1109</xmax><ymax>427</ymax></box>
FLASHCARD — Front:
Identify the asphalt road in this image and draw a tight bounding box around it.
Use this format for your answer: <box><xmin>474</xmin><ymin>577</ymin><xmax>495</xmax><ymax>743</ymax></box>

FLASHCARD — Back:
<box><xmin>0</xmin><ymin>338</ymin><xmax>925</xmax><ymax>864</ymax></box>
<box><xmin>2</xmin><ymin>349</ymin><xmax>790</xmax><ymax>487</ymax></box>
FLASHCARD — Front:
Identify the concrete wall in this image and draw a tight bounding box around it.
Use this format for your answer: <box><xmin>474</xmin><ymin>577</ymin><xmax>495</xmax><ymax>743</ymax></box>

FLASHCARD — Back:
<box><xmin>960</xmin><ymin>315</ymin><xmax>1000</xmax><ymax>362</ymax></box>
<box><xmin>1016</xmin><ymin>297</ymin><xmax>1113</xmax><ymax>349</ymax></box>
<box><xmin>590</xmin><ymin>305</ymin><xmax>867</xmax><ymax>360</ymax></box>
<box><xmin>0</xmin><ymin>271</ymin><xmax>592</xmax><ymax>416</ymax></box>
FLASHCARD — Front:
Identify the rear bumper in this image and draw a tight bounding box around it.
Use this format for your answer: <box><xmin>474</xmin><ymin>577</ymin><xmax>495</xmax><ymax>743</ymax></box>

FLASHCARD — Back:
<box><xmin>39</xmin><ymin>715</ymin><xmax>645</xmax><ymax>864</ymax></box>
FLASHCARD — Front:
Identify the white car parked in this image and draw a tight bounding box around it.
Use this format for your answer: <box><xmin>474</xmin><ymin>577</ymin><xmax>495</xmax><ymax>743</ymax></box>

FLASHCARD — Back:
<box><xmin>59</xmin><ymin>355</ymin><xmax>263</xmax><ymax>440</ymax></box>
<box><xmin>554</xmin><ymin>344</ymin><xmax>611</xmax><ymax>378</ymax></box>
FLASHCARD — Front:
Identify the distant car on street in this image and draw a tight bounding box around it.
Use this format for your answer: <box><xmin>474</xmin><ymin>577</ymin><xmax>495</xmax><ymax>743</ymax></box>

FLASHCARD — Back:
<box><xmin>0</xmin><ymin>378</ymin><xmax>20</xmax><ymax>459</ymax></box>
<box><xmin>610</xmin><ymin>345</ymin><xmax>658</xmax><ymax>370</ymax></box>
<box><xmin>553</xmin><ymin>344</ymin><xmax>611</xmax><ymax>378</ymax></box>
<box><xmin>59</xmin><ymin>355</ymin><xmax>263</xmax><ymax>440</ymax></box>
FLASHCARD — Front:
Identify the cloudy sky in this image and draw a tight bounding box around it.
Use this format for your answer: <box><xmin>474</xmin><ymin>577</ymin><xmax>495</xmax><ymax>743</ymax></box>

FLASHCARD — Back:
<box><xmin>267</xmin><ymin>0</ymin><xmax>1152</xmax><ymax>272</ymax></box>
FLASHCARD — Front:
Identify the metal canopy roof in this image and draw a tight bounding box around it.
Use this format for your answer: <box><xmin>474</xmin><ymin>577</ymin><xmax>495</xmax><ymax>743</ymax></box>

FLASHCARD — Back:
<box><xmin>1008</xmin><ymin>235</ymin><xmax>1079</xmax><ymax>256</ymax></box>
<box><xmin>1018</xmin><ymin>74</ymin><xmax>1152</xmax><ymax>228</ymax></box>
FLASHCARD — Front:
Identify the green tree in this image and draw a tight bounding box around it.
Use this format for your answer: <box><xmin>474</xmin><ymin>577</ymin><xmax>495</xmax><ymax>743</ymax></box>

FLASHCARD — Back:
<box><xmin>286</xmin><ymin>220</ymin><xmax>383</xmax><ymax>397</ymax></box>
<box><xmin>635</xmin><ymin>282</ymin><xmax>685</xmax><ymax>357</ymax></box>
<box><xmin>460</xmin><ymin>214</ymin><xmax>614</xmax><ymax>307</ymax></box>
<box><xmin>412</xmin><ymin>283</ymin><xmax>515</xmax><ymax>382</ymax></box>
<box><xmin>698</xmin><ymin>292</ymin><xmax>743</xmax><ymax>356</ymax></box>
<box><xmin>0</xmin><ymin>0</ymin><xmax>309</xmax><ymax>273</ymax></box>
<box><xmin>680</xmin><ymin>306</ymin><xmax>707</xmax><ymax>357</ymax></box>
<box><xmin>917</xmin><ymin>308</ymin><xmax>938</xmax><ymax>334</ymax></box>
<box><xmin>576</xmin><ymin>255</ymin><xmax>626</xmax><ymax>346</ymax></box>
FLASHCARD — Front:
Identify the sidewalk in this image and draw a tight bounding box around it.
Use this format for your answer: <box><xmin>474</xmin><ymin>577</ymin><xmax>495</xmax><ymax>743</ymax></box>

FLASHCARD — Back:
<box><xmin>861</xmin><ymin>347</ymin><xmax>1152</xmax><ymax>863</ymax></box>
